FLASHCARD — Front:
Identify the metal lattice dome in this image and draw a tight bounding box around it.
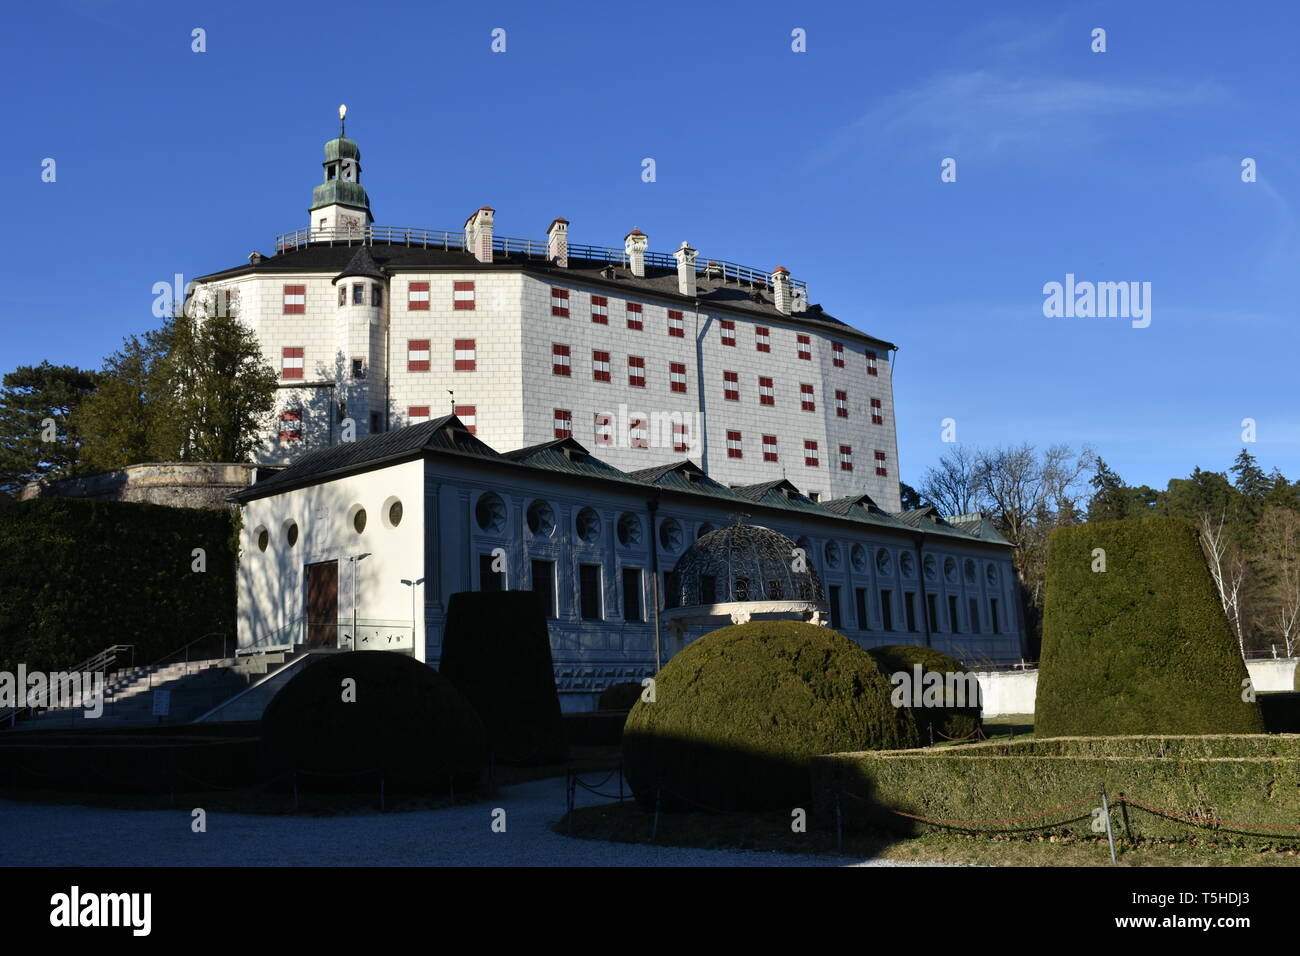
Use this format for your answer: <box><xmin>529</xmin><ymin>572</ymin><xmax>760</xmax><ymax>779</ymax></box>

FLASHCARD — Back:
<box><xmin>665</xmin><ymin>523</ymin><xmax>823</xmax><ymax>610</ymax></box>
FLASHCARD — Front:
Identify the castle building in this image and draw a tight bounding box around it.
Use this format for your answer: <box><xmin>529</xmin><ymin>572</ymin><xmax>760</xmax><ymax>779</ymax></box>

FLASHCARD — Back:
<box><xmin>198</xmin><ymin>113</ymin><xmax>1025</xmax><ymax>707</ymax></box>
<box><xmin>194</xmin><ymin>112</ymin><xmax>904</xmax><ymax>510</ymax></box>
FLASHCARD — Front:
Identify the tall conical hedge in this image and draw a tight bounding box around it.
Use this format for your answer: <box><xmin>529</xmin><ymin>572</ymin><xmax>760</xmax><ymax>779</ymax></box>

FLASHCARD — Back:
<box><xmin>622</xmin><ymin>621</ymin><xmax>920</xmax><ymax>811</ymax></box>
<box><xmin>1035</xmin><ymin>517</ymin><xmax>1264</xmax><ymax>736</ymax></box>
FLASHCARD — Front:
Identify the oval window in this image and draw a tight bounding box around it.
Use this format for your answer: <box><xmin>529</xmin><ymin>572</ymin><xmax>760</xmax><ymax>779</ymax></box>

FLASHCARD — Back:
<box><xmin>353</xmin><ymin>508</ymin><xmax>367</xmax><ymax>534</ymax></box>
<box><xmin>388</xmin><ymin>500</ymin><xmax>403</xmax><ymax>527</ymax></box>
<box><xmin>257</xmin><ymin>528</ymin><xmax>269</xmax><ymax>552</ymax></box>
<box><xmin>286</xmin><ymin>522</ymin><xmax>299</xmax><ymax>548</ymax></box>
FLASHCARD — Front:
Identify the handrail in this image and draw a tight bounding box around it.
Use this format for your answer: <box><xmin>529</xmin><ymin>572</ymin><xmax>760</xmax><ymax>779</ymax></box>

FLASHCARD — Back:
<box><xmin>237</xmin><ymin>616</ymin><xmax>306</xmax><ymax>656</ymax></box>
<box><xmin>1</xmin><ymin>643</ymin><xmax>134</xmax><ymax>728</ymax></box>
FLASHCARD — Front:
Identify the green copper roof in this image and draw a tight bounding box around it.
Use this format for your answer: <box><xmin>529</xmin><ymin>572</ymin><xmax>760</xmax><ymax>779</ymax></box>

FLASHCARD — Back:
<box><xmin>310</xmin><ymin>179</ymin><xmax>371</xmax><ymax>214</ymax></box>
<box><xmin>324</xmin><ymin>136</ymin><xmax>361</xmax><ymax>162</ymax></box>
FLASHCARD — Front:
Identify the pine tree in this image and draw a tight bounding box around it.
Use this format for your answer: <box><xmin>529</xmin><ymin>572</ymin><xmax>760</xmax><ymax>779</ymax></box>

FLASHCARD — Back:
<box><xmin>0</xmin><ymin>362</ymin><xmax>98</xmax><ymax>494</ymax></box>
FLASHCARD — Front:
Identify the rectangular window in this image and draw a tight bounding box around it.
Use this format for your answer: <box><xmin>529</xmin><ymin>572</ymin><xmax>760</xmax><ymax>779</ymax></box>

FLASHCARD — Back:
<box><xmin>904</xmin><ymin>592</ymin><xmax>917</xmax><ymax>632</ymax></box>
<box><xmin>628</xmin><ymin>355</ymin><xmax>646</xmax><ymax>388</ymax></box>
<box><xmin>553</xmin><ymin>408</ymin><xmax>572</xmax><ymax>439</ymax></box>
<box><xmin>282</xmin><ymin>284</ymin><xmax>305</xmax><ymax>314</ymax></box>
<box><xmin>762</xmin><ymin>434</ymin><xmax>778</xmax><ymax>462</ymax></box>
<box><xmin>948</xmin><ymin>595</ymin><xmax>961</xmax><ymax>634</ymax></box>
<box><xmin>278</xmin><ymin>409</ymin><xmax>302</xmax><ymax>442</ymax></box>
<box><xmin>755</xmin><ymin>326</ymin><xmax>770</xmax><ymax>352</ymax></box>
<box><xmin>592</xmin><ymin>349</ymin><xmax>611</xmax><ymax>382</ymax></box>
<box><xmin>551</xmin><ymin>287</ymin><xmax>570</xmax><ymax>317</ymax></box>
<box><xmin>832</xmin><ymin>341</ymin><xmax>845</xmax><ymax>368</ymax></box>
<box><xmin>867</xmin><ymin>350</ymin><xmax>879</xmax><ymax>376</ymax></box>
<box><xmin>797</xmin><ymin>334</ymin><xmax>811</xmax><ymax>360</ymax></box>
<box><xmin>370</xmin><ymin>411</ymin><xmax>382</xmax><ymax>434</ymax></box>
<box><xmin>281</xmin><ymin>347</ymin><xmax>304</xmax><ymax>379</ymax></box>
<box><xmin>351</xmin><ymin>358</ymin><xmax>365</xmax><ymax>379</ymax></box>
<box><xmin>626</xmin><ymin>301</ymin><xmax>643</xmax><ymax>330</ymax></box>
<box><xmin>479</xmin><ymin>553</ymin><xmax>505</xmax><ymax>592</ymax></box>
<box><xmin>591</xmin><ymin>294</ymin><xmax>608</xmax><ymax>324</ymax></box>
<box><xmin>800</xmin><ymin>383</ymin><xmax>815</xmax><ymax>412</ymax></box>
<box><xmin>969</xmin><ymin>598</ymin><xmax>981</xmax><ymax>634</ymax></box>
<box><xmin>352</xmin><ymin>283</ymin><xmax>365</xmax><ymax>306</ymax></box>
<box><xmin>338</xmin><ymin>285</ymin><xmax>346</xmax><ymax>307</ymax></box>
<box><xmin>673</xmin><ymin>422</ymin><xmax>689</xmax><ymax>453</ymax></box>
<box><xmin>723</xmin><ymin>370</ymin><xmax>739</xmax><ymax>402</ymax></box>
<box><xmin>623</xmin><ymin>567</ymin><xmax>644</xmax><ymax>623</ymax></box>
<box><xmin>855</xmin><ymin>588</ymin><xmax>869</xmax><ymax>629</ymax></box>
<box><xmin>804</xmin><ymin>440</ymin><xmax>819</xmax><ymax>467</ymax></box>
<box><xmin>828</xmin><ymin>585</ymin><xmax>842</xmax><ymax>630</ymax></box>
<box><xmin>726</xmin><ymin>430</ymin><xmax>743</xmax><ymax>459</ymax></box>
<box><xmin>758</xmin><ymin>376</ymin><xmax>775</xmax><ymax>406</ymax></box>
<box><xmin>927</xmin><ymin>594</ymin><xmax>940</xmax><ymax>633</ymax></box>
<box><xmin>880</xmin><ymin>590</ymin><xmax>894</xmax><ymax>631</ymax></box>
<box><xmin>552</xmin><ymin>344</ymin><xmax>571</xmax><ymax>376</ymax></box>
<box><xmin>453</xmin><ymin>280</ymin><xmax>475</xmax><ymax>310</ymax></box>
<box><xmin>990</xmin><ymin>598</ymin><xmax>1001</xmax><ymax>634</ymax></box>
<box><xmin>839</xmin><ymin>445</ymin><xmax>853</xmax><ymax>472</ymax></box>
<box><xmin>532</xmin><ymin>560</ymin><xmax>557</xmax><ymax>619</ymax></box>
<box><xmin>669</xmin><ymin>361</ymin><xmax>687</xmax><ymax>393</ymax></box>
<box><xmin>835</xmin><ymin>389</ymin><xmax>848</xmax><ymax>418</ymax></box>
<box><xmin>454</xmin><ymin>404</ymin><xmax>476</xmax><ymax>434</ymax></box>
<box><xmin>629</xmin><ymin>417</ymin><xmax>649</xmax><ymax>449</ymax></box>
<box><xmin>372</xmin><ymin>285</ymin><xmax>383</xmax><ymax>308</ymax></box>
<box><xmin>875</xmin><ymin>450</ymin><xmax>888</xmax><ymax>477</ymax></box>
<box><xmin>408</xmin><ymin>280</ymin><xmax>430</xmax><ymax>310</ymax></box>
<box><xmin>407</xmin><ymin>340</ymin><xmax>430</xmax><ymax>373</ymax></box>
<box><xmin>453</xmin><ymin>339</ymin><xmax>476</xmax><ymax>371</ymax></box>
<box><xmin>871</xmin><ymin>397</ymin><xmax>883</xmax><ymax>425</ymax></box>
<box><xmin>408</xmin><ymin>406</ymin><xmax>430</xmax><ymax>424</ymax></box>
<box><xmin>720</xmin><ymin>319</ymin><xmax>735</xmax><ymax>346</ymax></box>
<box><xmin>667</xmin><ymin>309</ymin><xmax>684</xmax><ymax>337</ymax></box>
<box><xmin>579</xmin><ymin>564</ymin><xmax>603</xmax><ymax>621</ymax></box>
<box><xmin>594</xmin><ymin>413</ymin><xmax>614</xmax><ymax>447</ymax></box>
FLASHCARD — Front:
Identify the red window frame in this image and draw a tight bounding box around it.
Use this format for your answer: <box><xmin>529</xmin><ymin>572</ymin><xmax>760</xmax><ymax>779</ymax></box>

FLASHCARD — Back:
<box><xmin>408</xmin><ymin>406</ymin><xmax>431</xmax><ymax>423</ymax></box>
<box><xmin>594</xmin><ymin>412</ymin><xmax>614</xmax><ymax>447</ymax></box>
<box><xmin>407</xmin><ymin>339</ymin><xmax>430</xmax><ymax>373</ymax></box>
<box><xmin>590</xmin><ymin>294</ymin><xmax>608</xmax><ymax>324</ymax></box>
<box><xmin>867</xmin><ymin>350</ymin><xmax>879</xmax><ymax>376</ymax></box>
<box><xmin>758</xmin><ymin>375</ymin><xmax>775</xmax><ymax>406</ymax></box>
<box><xmin>762</xmin><ymin>434</ymin><xmax>778</xmax><ymax>463</ymax></box>
<box><xmin>835</xmin><ymin>389</ymin><xmax>848</xmax><ymax>418</ymax></box>
<box><xmin>875</xmin><ymin>450</ymin><xmax>888</xmax><ymax>476</ymax></box>
<box><xmin>797</xmin><ymin>334</ymin><xmax>811</xmax><ymax>361</ymax></box>
<box><xmin>281</xmin><ymin>346</ymin><xmax>304</xmax><ymax>379</ymax></box>
<box><xmin>755</xmin><ymin>326</ymin><xmax>770</xmax><ymax>352</ymax></box>
<box><xmin>592</xmin><ymin>349</ymin><xmax>611</xmax><ymax>383</ymax></box>
<box><xmin>667</xmin><ymin>309</ymin><xmax>684</xmax><ymax>338</ymax></box>
<box><xmin>804</xmin><ymin>439</ymin><xmax>819</xmax><ymax>467</ymax></box>
<box><xmin>628</xmin><ymin>355</ymin><xmax>646</xmax><ymax>388</ymax></box>
<box><xmin>282</xmin><ymin>284</ymin><xmax>305</xmax><ymax>315</ymax></box>
<box><xmin>726</xmin><ymin>430</ymin><xmax>743</xmax><ymax>459</ymax></box>
<box><xmin>453</xmin><ymin>338</ymin><xmax>476</xmax><ymax>371</ymax></box>
<box><xmin>626</xmin><ymin>301</ymin><xmax>643</xmax><ymax>330</ymax></box>
<box><xmin>278</xmin><ymin>409</ymin><xmax>302</xmax><ymax>441</ymax></box>
<box><xmin>871</xmin><ymin>397</ymin><xmax>883</xmax><ymax>425</ymax></box>
<box><xmin>454</xmin><ymin>404</ymin><xmax>477</xmax><ymax>434</ymax></box>
<box><xmin>551</xmin><ymin>287</ymin><xmax>570</xmax><ymax>317</ymax></box>
<box><xmin>832</xmin><ymin>341</ymin><xmax>845</xmax><ymax>368</ymax></box>
<box><xmin>629</xmin><ymin>416</ymin><xmax>649</xmax><ymax>449</ymax></box>
<box><xmin>553</xmin><ymin>408</ymin><xmax>572</xmax><ymax>438</ymax></box>
<box><xmin>840</xmin><ymin>445</ymin><xmax>854</xmax><ymax>472</ymax></box>
<box><xmin>408</xmin><ymin>281</ymin><xmax>430</xmax><ymax>311</ymax></box>
<box><xmin>800</xmin><ymin>383</ymin><xmax>815</xmax><ymax>412</ymax></box>
<box><xmin>669</xmin><ymin>361</ymin><xmax>687</xmax><ymax>394</ymax></box>
<box><xmin>453</xmin><ymin>280</ymin><xmax>476</xmax><ymax>311</ymax></box>
<box><xmin>723</xmin><ymin>370</ymin><xmax>739</xmax><ymax>402</ymax></box>
<box><xmin>720</xmin><ymin>319</ymin><xmax>735</xmax><ymax>346</ymax></box>
<box><xmin>552</xmin><ymin>343</ymin><xmax>571</xmax><ymax>376</ymax></box>
<box><xmin>672</xmin><ymin>422</ymin><xmax>689</xmax><ymax>453</ymax></box>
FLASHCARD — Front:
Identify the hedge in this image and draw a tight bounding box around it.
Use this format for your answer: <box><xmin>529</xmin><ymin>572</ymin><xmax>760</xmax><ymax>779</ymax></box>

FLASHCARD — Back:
<box><xmin>867</xmin><ymin>645</ymin><xmax>982</xmax><ymax>741</ymax></box>
<box><xmin>598</xmin><ymin>681</ymin><xmax>645</xmax><ymax>712</ymax></box>
<box><xmin>260</xmin><ymin>651</ymin><xmax>487</xmax><ymax>793</ymax></box>
<box><xmin>1035</xmin><ymin>517</ymin><xmax>1264</xmax><ymax>736</ymax></box>
<box><xmin>812</xmin><ymin>735</ymin><xmax>1300</xmax><ymax>845</ymax></box>
<box><xmin>623</xmin><ymin>621</ymin><xmax>920</xmax><ymax>812</ymax></box>
<box><xmin>439</xmin><ymin>591</ymin><xmax>568</xmax><ymax>765</ymax></box>
<box><xmin>0</xmin><ymin>497</ymin><xmax>236</xmax><ymax>672</ymax></box>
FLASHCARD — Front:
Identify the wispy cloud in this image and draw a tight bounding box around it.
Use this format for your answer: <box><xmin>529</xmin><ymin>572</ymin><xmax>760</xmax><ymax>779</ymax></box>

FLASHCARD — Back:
<box><xmin>810</xmin><ymin>70</ymin><xmax>1226</xmax><ymax>167</ymax></box>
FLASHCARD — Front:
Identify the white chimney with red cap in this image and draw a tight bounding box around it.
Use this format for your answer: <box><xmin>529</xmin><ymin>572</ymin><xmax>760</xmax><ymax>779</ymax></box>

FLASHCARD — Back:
<box><xmin>771</xmin><ymin>266</ymin><xmax>792</xmax><ymax>315</ymax></box>
<box><xmin>465</xmin><ymin>206</ymin><xmax>495</xmax><ymax>263</ymax></box>
<box><xmin>674</xmin><ymin>242</ymin><xmax>698</xmax><ymax>297</ymax></box>
<box><xmin>547</xmin><ymin>218</ymin><xmax>569</xmax><ymax>268</ymax></box>
<box><xmin>624</xmin><ymin>229</ymin><xmax>647</xmax><ymax>278</ymax></box>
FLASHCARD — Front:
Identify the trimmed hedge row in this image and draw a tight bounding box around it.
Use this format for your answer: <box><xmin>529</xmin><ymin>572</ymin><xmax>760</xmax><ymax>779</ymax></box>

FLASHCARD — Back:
<box><xmin>812</xmin><ymin>735</ymin><xmax>1300</xmax><ymax>844</ymax></box>
<box><xmin>0</xmin><ymin>735</ymin><xmax>259</xmax><ymax>794</ymax></box>
<box><xmin>623</xmin><ymin>621</ymin><xmax>919</xmax><ymax>812</ymax></box>
<box><xmin>1036</xmin><ymin>517</ymin><xmax>1264</xmax><ymax>736</ymax></box>
<box><xmin>867</xmin><ymin>644</ymin><xmax>982</xmax><ymax>741</ymax></box>
<box><xmin>0</xmin><ymin>497</ymin><xmax>236</xmax><ymax>671</ymax></box>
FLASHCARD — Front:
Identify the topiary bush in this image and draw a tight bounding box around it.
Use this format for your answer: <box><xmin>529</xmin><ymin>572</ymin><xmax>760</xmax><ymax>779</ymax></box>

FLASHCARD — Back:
<box><xmin>1036</xmin><ymin>517</ymin><xmax>1265</xmax><ymax>736</ymax></box>
<box><xmin>260</xmin><ymin>651</ymin><xmax>487</xmax><ymax>793</ymax></box>
<box><xmin>622</xmin><ymin>621</ymin><xmax>920</xmax><ymax>812</ymax></box>
<box><xmin>867</xmin><ymin>645</ymin><xmax>982</xmax><ymax>742</ymax></box>
<box><xmin>439</xmin><ymin>591</ymin><xmax>567</xmax><ymax>765</ymax></box>
<box><xmin>598</xmin><ymin>681</ymin><xmax>645</xmax><ymax>712</ymax></box>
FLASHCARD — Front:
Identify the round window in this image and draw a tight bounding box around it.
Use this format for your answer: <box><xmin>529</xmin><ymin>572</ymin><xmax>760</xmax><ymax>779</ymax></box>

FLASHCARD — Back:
<box><xmin>659</xmin><ymin>518</ymin><xmax>683</xmax><ymax>552</ymax></box>
<box><xmin>617</xmin><ymin>512</ymin><xmax>642</xmax><ymax>547</ymax></box>
<box><xmin>256</xmin><ymin>528</ymin><xmax>269</xmax><ymax>552</ymax></box>
<box><xmin>876</xmin><ymin>548</ymin><xmax>893</xmax><ymax>575</ymax></box>
<box><xmin>825</xmin><ymin>540</ymin><xmax>842</xmax><ymax>569</ymax></box>
<box><xmin>900</xmin><ymin>551</ymin><xmax>915</xmax><ymax>577</ymax></box>
<box><xmin>527</xmin><ymin>499</ymin><xmax>555</xmax><ymax>537</ymax></box>
<box><xmin>576</xmin><ymin>507</ymin><xmax>601</xmax><ymax>543</ymax></box>
<box><xmin>850</xmin><ymin>544</ymin><xmax>867</xmax><ymax>572</ymax></box>
<box><xmin>353</xmin><ymin>508</ymin><xmax>367</xmax><ymax>534</ymax></box>
<box><xmin>286</xmin><ymin>522</ymin><xmax>299</xmax><ymax>548</ymax></box>
<box><xmin>475</xmin><ymin>493</ymin><xmax>507</xmax><ymax>533</ymax></box>
<box><xmin>388</xmin><ymin>500</ymin><xmax>403</xmax><ymax>527</ymax></box>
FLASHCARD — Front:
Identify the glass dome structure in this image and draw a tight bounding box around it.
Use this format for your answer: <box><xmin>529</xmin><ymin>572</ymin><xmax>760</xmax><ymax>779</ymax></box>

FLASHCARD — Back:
<box><xmin>664</xmin><ymin>523</ymin><xmax>824</xmax><ymax>610</ymax></box>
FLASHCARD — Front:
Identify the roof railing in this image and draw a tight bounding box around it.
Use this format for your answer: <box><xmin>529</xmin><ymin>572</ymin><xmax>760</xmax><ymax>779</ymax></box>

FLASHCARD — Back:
<box><xmin>272</xmin><ymin>225</ymin><xmax>807</xmax><ymax>294</ymax></box>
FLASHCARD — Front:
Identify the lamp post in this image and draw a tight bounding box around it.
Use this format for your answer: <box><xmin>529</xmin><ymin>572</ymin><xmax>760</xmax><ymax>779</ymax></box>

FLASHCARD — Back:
<box><xmin>401</xmin><ymin>577</ymin><xmax>426</xmax><ymax>653</ymax></box>
<box><xmin>347</xmin><ymin>553</ymin><xmax>372</xmax><ymax>649</ymax></box>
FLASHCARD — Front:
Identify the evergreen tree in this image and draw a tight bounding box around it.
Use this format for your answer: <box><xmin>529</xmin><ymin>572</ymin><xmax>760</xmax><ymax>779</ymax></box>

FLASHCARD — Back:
<box><xmin>0</xmin><ymin>362</ymin><xmax>98</xmax><ymax>494</ymax></box>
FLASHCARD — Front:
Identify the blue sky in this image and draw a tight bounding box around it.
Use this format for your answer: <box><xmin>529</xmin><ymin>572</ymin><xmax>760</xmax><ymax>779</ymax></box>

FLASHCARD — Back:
<box><xmin>2</xmin><ymin>0</ymin><xmax>1297</xmax><ymax>491</ymax></box>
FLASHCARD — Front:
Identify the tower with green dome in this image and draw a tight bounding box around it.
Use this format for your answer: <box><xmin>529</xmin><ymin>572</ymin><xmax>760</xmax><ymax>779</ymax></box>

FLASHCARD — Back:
<box><xmin>310</xmin><ymin>105</ymin><xmax>373</xmax><ymax>237</ymax></box>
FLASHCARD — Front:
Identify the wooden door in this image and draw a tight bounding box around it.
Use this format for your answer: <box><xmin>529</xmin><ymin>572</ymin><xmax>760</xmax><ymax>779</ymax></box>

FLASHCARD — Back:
<box><xmin>305</xmin><ymin>560</ymin><xmax>339</xmax><ymax>647</ymax></box>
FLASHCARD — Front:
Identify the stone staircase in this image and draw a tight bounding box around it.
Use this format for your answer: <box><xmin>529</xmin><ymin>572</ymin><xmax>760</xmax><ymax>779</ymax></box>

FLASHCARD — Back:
<box><xmin>5</xmin><ymin>650</ymin><xmax>315</xmax><ymax>730</ymax></box>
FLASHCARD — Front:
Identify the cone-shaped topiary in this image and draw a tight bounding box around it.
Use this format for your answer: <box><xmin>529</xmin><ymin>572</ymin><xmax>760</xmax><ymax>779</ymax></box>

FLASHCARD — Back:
<box><xmin>867</xmin><ymin>645</ymin><xmax>982</xmax><ymax>742</ymax></box>
<box><xmin>260</xmin><ymin>651</ymin><xmax>487</xmax><ymax>792</ymax></box>
<box><xmin>1035</xmin><ymin>517</ymin><xmax>1265</xmax><ymax>736</ymax></box>
<box><xmin>622</xmin><ymin>621</ymin><xmax>920</xmax><ymax>811</ymax></box>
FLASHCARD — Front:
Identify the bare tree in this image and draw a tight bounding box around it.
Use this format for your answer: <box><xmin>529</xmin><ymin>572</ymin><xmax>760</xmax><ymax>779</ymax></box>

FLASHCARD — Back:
<box><xmin>918</xmin><ymin>444</ymin><xmax>986</xmax><ymax>516</ymax></box>
<box><xmin>1200</xmin><ymin>510</ymin><xmax>1250</xmax><ymax>660</ymax></box>
<box><xmin>1257</xmin><ymin>505</ymin><xmax>1300</xmax><ymax>657</ymax></box>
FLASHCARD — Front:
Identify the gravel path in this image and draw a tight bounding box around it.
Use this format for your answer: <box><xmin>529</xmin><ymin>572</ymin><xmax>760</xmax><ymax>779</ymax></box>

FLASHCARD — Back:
<box><xmin>0</xmin><ymin>776</ymin><xmax>938</xmax><ymax>867</ymax></box>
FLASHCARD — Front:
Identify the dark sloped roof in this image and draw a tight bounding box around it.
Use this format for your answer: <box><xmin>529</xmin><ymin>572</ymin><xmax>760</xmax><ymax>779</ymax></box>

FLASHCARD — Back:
<box><xmin>229</xmin><ymin>415</ymin><xmax>496</xmax><ymax>501</ymax></box>
<box><xmin>333</xmin><ymin>246</ymin><xmax>386</xmax><ymax>284</ymax></box>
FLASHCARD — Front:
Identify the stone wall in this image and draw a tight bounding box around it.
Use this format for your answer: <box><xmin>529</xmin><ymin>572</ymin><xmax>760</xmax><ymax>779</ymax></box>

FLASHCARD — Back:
<box><xmin>19</xmin><ymin>462</ymin><xmax>272</xmax><ymax>511</ymax></box>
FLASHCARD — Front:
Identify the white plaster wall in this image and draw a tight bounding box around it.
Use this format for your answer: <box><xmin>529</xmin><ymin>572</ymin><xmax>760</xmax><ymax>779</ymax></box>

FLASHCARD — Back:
<box><xmin>1247</xmin><ymin>658</ymin><xmax>1299</xmax><ymax>693</ymax></box>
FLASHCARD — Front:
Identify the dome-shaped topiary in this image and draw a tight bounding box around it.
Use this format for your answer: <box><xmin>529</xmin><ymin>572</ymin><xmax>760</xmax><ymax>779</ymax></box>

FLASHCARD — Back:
<box><xmin>598</xmin><ymin>681</ymin><xmax>645</xmax><ymax>712</ymax></box>
<box><xmin>260</xmin><ymin>651</ymin><xmax>488</xmax><ymax>793</ymax></box>
<box><xmin>622</xmin><ymin>621</ymin><xmax>920</xmax><ymax>812</ymax></box>
<box><xmin>867</xmin><ymin>645</ymin><xmax>982</xmax><ymax>742</ymax></box>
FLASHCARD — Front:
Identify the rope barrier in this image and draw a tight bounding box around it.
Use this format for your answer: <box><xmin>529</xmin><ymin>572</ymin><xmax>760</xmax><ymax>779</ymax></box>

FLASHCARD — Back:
<box><xmin>1118</xmin><ymin>795</ymin><xmax>1300</xmax><ymax>833</ymax></box>
<box><xmin>839</xmin><ymin>786</ymin><xmax>1098</xmax><ymax>828</ymax></box>
<box><xmin>934</xmin><ymin>726</ymin><xmax>983</xmax><ymax>742</ymax></box>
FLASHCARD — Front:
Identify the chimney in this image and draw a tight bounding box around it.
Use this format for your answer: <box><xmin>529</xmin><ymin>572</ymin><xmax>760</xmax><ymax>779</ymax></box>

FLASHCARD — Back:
<box><xmin>547</xmin><ymin>217</ymin><xmax>569</xmax><ymax>268</ymax></box>
<box><xmin>465</xmin><ymin>206</ymin><xmax>495</xmax><ymax>263</ymax></box>
<box><xmin>771</xmin><ymin>266</ymin><xmax>792</xmax><ymax>315</ymax></box>
<box><xmin>624</xmin><ymin>229</ymin><xmax>647</xmax><ymax>277</ymax></box>
<box><xmin>673</xmin><ymin>242</ymin><xmax>698</xmax><ymax>297</ymax></box>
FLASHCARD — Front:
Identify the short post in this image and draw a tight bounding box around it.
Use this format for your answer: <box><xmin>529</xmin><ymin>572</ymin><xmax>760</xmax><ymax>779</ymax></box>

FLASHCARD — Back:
<box><xmin>618</xmin><ymin>760</ymin><xmax>624</xmax><ymax>801</ymax></box>
<box><xmin>652</xmin><ymin>788</ymin><xmax>662</xmax><ymax>842</ymax></box>
<box><xmin>835</xmin><ymin>791</ymin><xmax>844</xmax><ymax>854</ymax></box>
<box><xmin>1099</xmin><ymin>783</ymin><xmax>1118</xmax><ymax>865</ymax></box>
<box><xmin>566</xmin><ymin>771</ymin><xmax>575</xmax><ymax>835</ymax></box>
